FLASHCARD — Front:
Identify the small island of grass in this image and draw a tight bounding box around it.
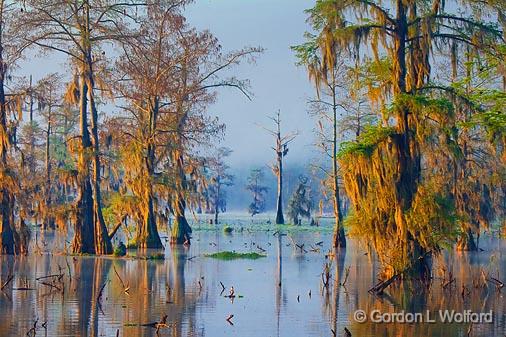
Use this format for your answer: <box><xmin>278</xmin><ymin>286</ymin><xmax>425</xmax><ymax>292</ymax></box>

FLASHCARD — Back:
<box><xmin>204</xmin><ymin>251</ymin><xmax>266</xmax><ymax>260</ymax></box>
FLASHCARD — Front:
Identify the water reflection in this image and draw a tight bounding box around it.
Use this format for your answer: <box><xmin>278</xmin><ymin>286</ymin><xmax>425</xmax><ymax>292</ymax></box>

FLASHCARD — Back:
<box><xmin>0</xmin><ymin>232</ymin><xmax>504</xmax><ymax>336</ymax></box>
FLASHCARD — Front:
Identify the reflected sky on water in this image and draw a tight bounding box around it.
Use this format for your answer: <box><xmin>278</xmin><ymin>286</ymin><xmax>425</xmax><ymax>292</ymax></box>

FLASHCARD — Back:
<box><xmin>0</xmin><ymin>229</ymin><xmax>505</xmax><ymax>337</ymax></box>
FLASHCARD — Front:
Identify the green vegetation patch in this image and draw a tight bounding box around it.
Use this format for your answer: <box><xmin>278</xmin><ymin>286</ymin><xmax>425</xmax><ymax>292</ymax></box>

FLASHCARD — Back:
<box><xmin>113</xmin><ymin>242</ymin><xmax>127</xmax><ymax>257</ymax></box>
<box><xmin>193</xmin><ymin>222</ymin><xmax>333</xmax><ymax>233</ymax></box>
<box><xmin>222</xmin><ymin>225</ymin><xmax>234</xmax><ymax>233</ymax></box>
<box><xmin>337</xmin><ymin>125</ymin><xmax>395</xmax><ymax>158</ymax></box>
<box><xmin>204</xmin><ymin>251</ymin><xmax>266</xmax><ymax>260</ymax></box>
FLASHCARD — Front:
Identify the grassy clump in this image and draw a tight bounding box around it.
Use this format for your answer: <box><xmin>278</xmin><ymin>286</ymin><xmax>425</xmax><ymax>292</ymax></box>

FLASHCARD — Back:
<box><xmin>204</xmin><ymin>251</ymin><xmax>266</xmax><ymax>260</ymax></box>
<box><xmin>113</xmin><ymin>242</ymin><xmax>127</xmax><ymax>257</ymax></box>
<box><xmin>126</xmin><ymin>240</ymin><xmax>138</xmax><ymax>249</ymax></box>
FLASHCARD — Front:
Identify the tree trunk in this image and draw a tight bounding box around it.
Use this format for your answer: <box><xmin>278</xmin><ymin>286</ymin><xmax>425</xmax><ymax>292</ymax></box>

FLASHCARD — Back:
<box><xmin>275</xmin><ymin>153</ymin><xmax>284</xmax><ymax>224</ymax></box>
<box><xmin>28</xmin><ymin>75</ymin><xmax>36</xmax><ymax>174</ymax></box>
<box><xmin>137</xmin><ymin>141</ymin><xmax>163</xmax><ymax>249</ymax></box>
<box><xmin>0</xmin><ymin>193</ymin><xmax>14</xmax><ymax>254</ymax></box>
<box><xmin>392</xmin><ymin>0</ymin><xmax>428</xmax><ymax>279</ymax></box>
<box><xmin>138</xmin><ymin>192</ymin><xmax>163</xmax><ymax>249</ymax></box>
<box><xmin>43</xmin><ymin>107</ymin><xmax>55</xmax><ymax>230</ymax></box>
<box><xmin>214</xmin><ymin>204</ymin><xmax>219</xmax><ymax>225</ymax></box>
<box><xmin>72</xmin><ymin>75</ymin><xmax>95</xmax><ymax>254</ymax></box>
<box><xmin>214</xmin><ymin>184</ymin><xmax>220</xmax><ymax>224</ymax></box>
<box><xmin>170</xmin><ymin>151</ymin><xmax>192</xmax><ymax>245</ymax></box>
<box><xmin>171</xmin><ymin>194</ymin><xmax>192</xmax><ymax>245</ymax></box>
<box><xmin>0</xmin><ymin>14</ymin><xmax>15</xmax><ymax>254</ymax></box>
<box><xmin>88</xmin><ymin>60</ymin><xmax>112</xmax><ymax>255</ymax></box>
<box><xmin>331</xmin><ymin>84</ymin><xmax>345</xmax><ymax>248</ymax></box>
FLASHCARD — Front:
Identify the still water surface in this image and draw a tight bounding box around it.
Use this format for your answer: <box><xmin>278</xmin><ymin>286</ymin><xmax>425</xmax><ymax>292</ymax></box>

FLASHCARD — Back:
<box><xmin>0</xmin><ymin>228</ymin><xmax>505</xmax><ymax>337</ymax></box>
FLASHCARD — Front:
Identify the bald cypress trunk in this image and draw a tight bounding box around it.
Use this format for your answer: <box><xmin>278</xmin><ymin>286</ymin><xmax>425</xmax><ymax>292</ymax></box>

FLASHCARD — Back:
<box><xmin>136</xmin><ymin>101</ymin><xmax>163</xmax><ymax>249</ymax></box>
<box><xmin>72</xmin><ymin>76</ymin><xmax>95</xmax><ymax>254</ymax></box>
<box><xmin>331</xmin><ymin>83</ymin><xmax>346</xmax><ymax>248</ymax></box>
<box><xmin>88</xmin><ymin>69</ymin><xmax>112</xmax><ymax>255</ymax></box>
<box><xmin>43</xmin><ymin>103</ymin><xmax>55</xmax><ymax>230</ymax></box>
<box><xmin>0</xmin><ymin>3</ymin><xmax>14</xmax><ymax>255</ymax></box>
<box><xmin>170</xmin><ymin>150</ymin><xmax>192</xmax><ymax>245</ymax></box>
<box><xmin>392</xmin><ymin>0</ymin><xmax>428</xmax><ymax>278</ymax></box>
<box><xmin>214</xmin><ymin>182</ymin><xmax>220</xmax><ymax>224</ymax></box>
<box><xmin>275</xmin><ymin>152</ymin><xmax>284</xmax><ymax>224</ymax></box>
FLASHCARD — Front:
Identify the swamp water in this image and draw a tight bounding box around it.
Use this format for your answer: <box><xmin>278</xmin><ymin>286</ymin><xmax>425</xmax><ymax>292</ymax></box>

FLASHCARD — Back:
<box><xmin>0</xmin><ymin>225</ymin><xmax>505</xmax><ymax>337</ymax></box>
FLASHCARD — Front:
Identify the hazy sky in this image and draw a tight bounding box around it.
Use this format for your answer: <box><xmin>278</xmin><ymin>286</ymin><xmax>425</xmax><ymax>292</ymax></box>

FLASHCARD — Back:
<box><xmin>186</xmin><ymin>0</ymin><xmax>317</xmax><ymax>167</ymax></box>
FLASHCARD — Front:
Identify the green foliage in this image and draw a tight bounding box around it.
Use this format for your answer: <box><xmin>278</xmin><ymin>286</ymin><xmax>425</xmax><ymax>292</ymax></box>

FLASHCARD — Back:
<box><xmin>113</xmin><ymin>242</ymin><xmax>127</xmax><ymax>257</ymax></box>
<box><xmin>391</xmin><ymin>94</ymin><xmax>454</xmax><ymax>119</ymax></box>
<box><xmin>246</xmin><ymin>168</ymin><xmax>268</xmax><ymax>216</ymax></box>
<box><xmin>469</xmin><ymin>110</ymin><xmax>506</xmax><ymax>141</ymax></box>
<box><xmin>406</xmin><ymin>187</ymin><xmax>460</xmax><ymax>250</ymax></box>
<box><xmin>102</xmin><ymin>193</ymin><xmax>140</xmax><ymax>227</ymax></box>
<box><xmin>338</xmin><ymin>125</ymin><xmax>395</xmax><ymax>158</ymax></box>
<box><xmin>126</xmin><ymin>240</ymin><xmax>138</xmax><ymax>249</ymax></box>
<box><xmin>222</xmin><ymin>225</ymin><xmax>233</xmax><ymax>234</ymax></box>
<box><xmin>287</xmin><ymin>175</ymin><xmax>313</xmax><ymax>225</ymax></box>
<box><xmin>204</xmin><ymin>251</ymin><xmax>266</xmax><ymax>260</ymax></box>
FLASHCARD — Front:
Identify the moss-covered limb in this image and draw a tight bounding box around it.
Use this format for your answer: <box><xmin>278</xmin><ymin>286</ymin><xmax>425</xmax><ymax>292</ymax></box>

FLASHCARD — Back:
<box><xmin>204</xmin><ymin>251</ymin><xmax>266</xmax><ymax>260</ymax></box>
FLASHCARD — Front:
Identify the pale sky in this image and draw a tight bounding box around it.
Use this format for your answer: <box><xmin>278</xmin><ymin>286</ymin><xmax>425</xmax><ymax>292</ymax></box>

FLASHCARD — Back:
<box><xmin>186</xmin><ymin>0</ymin><xmax>317</xmax><ymax>167</ymax></box>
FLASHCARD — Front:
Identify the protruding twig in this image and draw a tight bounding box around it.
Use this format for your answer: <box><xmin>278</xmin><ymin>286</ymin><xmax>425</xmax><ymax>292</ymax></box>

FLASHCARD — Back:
<box><xmin>1</xmin><ymin>275</ymin><xmax>13</xmax><ymax>290</ymax></box>
<box><xmin>341</xmin><ymin>267</ymin><xmax>350</xmax><ymax>287</ymax></box>
<box><xmin>41</xmin><ymin>282</ymin><xmax>62</xmax><ymax>292</ymax></box>
<box><xmin>113</xmin><ymin>266</ymin><xmax>129</xmax><ymax>294</ymax></box>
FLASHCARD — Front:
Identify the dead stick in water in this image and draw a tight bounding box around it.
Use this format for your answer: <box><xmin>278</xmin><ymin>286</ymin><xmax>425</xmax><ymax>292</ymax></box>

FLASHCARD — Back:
<box><xmin>341</xmin><ymin>267</ymin><xmax>350</xmax><ymax>286</ymax></box>
<box><xmin>41</xmin><ymin>282</ymin><xmax>62</xmax><ymax>292</ymax></box>
<box><xmin>97</xmin><ymin>280</ymin><xmax>108</xmax><ymax>305</ymax></box>
<box><xmin>36</xmin><ymin>274</ymin><xmax>60</xmax><ymax>281</ymax></box>
<box><xmin>486</xmin><ymin>277</ymin><xmax>504</xmax><ymax>289</ymax></box>
<box><xmin>295</xmin><ymin>243</ymin><xmax>307</xmax><ymax>253</ymax></box>
<box><xmin>368</xmin><ymin>274</ymin><xmax>400</xmax><ymax>295</ymax></box>
<box><xmin>113</xmin><ymin>266</ymin><xmax>129</xmax><ymax>294</ymax></box>
<box><xmin>1</xmin><ymin>275</ymin><xmax>13</xmax><ymax>290</ymax></box>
